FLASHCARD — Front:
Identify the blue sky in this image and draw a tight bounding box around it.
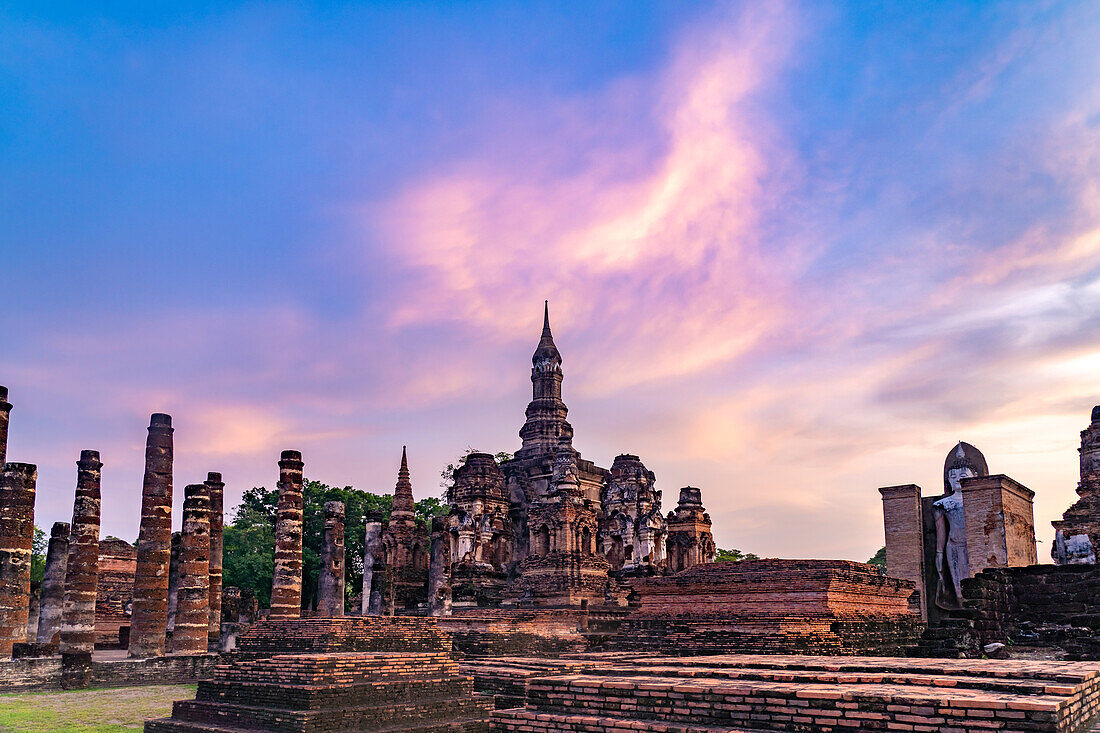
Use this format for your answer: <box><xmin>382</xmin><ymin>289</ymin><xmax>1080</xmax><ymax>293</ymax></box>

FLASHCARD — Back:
<box><xmin>3</xmin><ymin>1</ymin><xmax>1099</xmax><ymax>561</ymax></box>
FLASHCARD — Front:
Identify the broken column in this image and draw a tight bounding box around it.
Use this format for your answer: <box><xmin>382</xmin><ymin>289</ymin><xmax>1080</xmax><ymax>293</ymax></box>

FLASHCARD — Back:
<box><xmin>170</xmin><ymin>484</ymin><xmax>210</xmax><ymax>655</ymax></box>
<box><xmin>0</xmin><ymin>462</ymin><xmax>36</xmax><ymax>657</ymax></box>
<box><xmin>205</xmin><ymin>472</ymin><xmax>224</xmax><ymax>647</ymax></box>
<box><xmin>429</xmin><ymin>517</ymin><xmax>452</xmax><ymax>617</ymax></box>
<box><xmin>60</xmin><ymin>450</ymin><xmax>102</xmax><ymax>688</ymax></box>
<box><xmin>317</xmin><ymin>501</ymin><xmax>345</xmax><ymax>617</ymax></box>
<box><xmin>128</xmin><ymin>413</ymin><xmax>174</xmax><ymax>658</ymax></box>
<box><xmin>166</xmin><ymin>532</ymin><xmax>181</xmax><ymax>633</ymax></box>
<box><xmin>35</xmin><ymin>521</ymin><xmax>70</xmax><ymax>647</ymax></box>
<box><xmin>0</xmin><ymin>386</ymin><xmax>10</xmax><ymax>468</ymax></box>
<box><xmin>25</xmin><ymin>583</ymin><xmax>39</xmax><ymax>643</ymax></box>
<box><xmin>362</xmin><ymin>512</ymin><xmax>384</xmax><ymax>616</ymax></box>
<box><xmin>269</xmin><ymin>450</ymin><xmax>304</xmax><ymax>620</ymax></box>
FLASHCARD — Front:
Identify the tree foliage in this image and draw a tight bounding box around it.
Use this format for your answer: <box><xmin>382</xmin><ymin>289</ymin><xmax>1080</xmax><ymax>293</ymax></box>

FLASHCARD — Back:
<box><xmin>30</xmin><ymin>526</ymin><xmax>47</xmax><ymax>585</ymax></box>
<box><xmin>867</xmin><ymin>546</ymin><xmax>887</xmax><ymax>574</ymax></box>
<box><xmin>222</xmin><ymin>479</ymin><xmax>448</xmax><ymax>611</ymax></box>
<box><xmin>714</xmin><ymin>547</ymin><xmax>759</xmax><ymax>562</ymax></box>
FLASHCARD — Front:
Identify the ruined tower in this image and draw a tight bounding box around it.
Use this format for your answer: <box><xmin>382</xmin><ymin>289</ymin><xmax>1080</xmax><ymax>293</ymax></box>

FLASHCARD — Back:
<box><xmin>601</xmin><ymin>454</ymin><xmax>667</xmax><ymax>574</ymax></box>
<box><xmin>380</xmin><ymin>447</ymin><xmax>428</xmax><ymax>612</ymax></box>
<box><xmin>445</xmin><ymin>452</ymin><xmax>512</xmax><ymax>606</ymax></box>
<box><xmin>666</xmin><ymin>487</ymin><xmax>716</xmax><ymax>573</ymax></box>
<box><xmin>503</xmin><ymin>303</ymin><xmax>609</xmax><ymax>565</ymax></box>
<box><xmin>1053</xmin><ymin>405</ymin><xmax>1100</xmax><ymax>564</ymax></box>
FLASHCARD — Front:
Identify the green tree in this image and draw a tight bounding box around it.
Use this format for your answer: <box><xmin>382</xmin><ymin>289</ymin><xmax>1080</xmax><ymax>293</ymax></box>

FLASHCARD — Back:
<box><xmin>867</xmin><ymin>546</ymin><xmax>887</xmax><ymax>574</ymax></box>
<box><xmin>714</xmin><ymin>547</ymin><xmax>758</xmax><ymax>562</ymax></box>
<box><xmin>30</xmin><ymin>526</ymin><xmax>47</xmax><ymax>584</ymax></box>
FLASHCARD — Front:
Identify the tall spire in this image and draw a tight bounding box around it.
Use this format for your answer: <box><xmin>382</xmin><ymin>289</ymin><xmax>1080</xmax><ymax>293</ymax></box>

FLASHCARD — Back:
<box><xmin>532</xmin><ymin>300</ymin><xmax>562</xmax><ymax>370</ymax></box>
<box><xmin>392</xmin><ymin>445</ymin><xmax>415</xmax><ymax>518</ymax></box>
<box><xmin>516</xmin><ymin>301</ymin><xmax>573</xmax><ymax>460</ymax></box>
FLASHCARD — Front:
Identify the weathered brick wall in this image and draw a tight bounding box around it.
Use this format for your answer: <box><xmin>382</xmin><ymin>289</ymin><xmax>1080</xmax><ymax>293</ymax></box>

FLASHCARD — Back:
<box><xmin>439</xmin><ymin>609</ymin><xmax>589</xmax><ymax>658</ymax></box>
<box><xmin>95</xmin><ymin>538</ymin><xmax>136</xmax><ymax>647</ymax></box>
<box><xmin>629</xmin><ymin>559</ymin><xmax>915</xmax><ymax>618</ymax></box>
<box><xmin>921</xmin><ymin>563</ymin><xmax>1100</xmax><ymax>659</ymax></box>
<box><xmin>0</xmin><ymin>654</ymin><xmax>218</xmax><ymax>692</ymax></box>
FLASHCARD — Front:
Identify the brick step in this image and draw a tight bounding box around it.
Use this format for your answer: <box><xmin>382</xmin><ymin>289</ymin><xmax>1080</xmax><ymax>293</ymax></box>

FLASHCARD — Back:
<box><xmin>491</xmin><ymin>709</ymin><xmax>771</xmax><ymax>733</ymax></box>
<box><xmin>571</xmin><ymin>652</ymin><xmax>1100</xmax><ymax>685</ymax></box>
<box><xmin>168</xmin><ymin>694</ymin><xmax>492</xmax><ymax>733</ymax></box>
<box><xmin>213</xmin><ymin>652</ymin><xmax>458</xmax><ymax>684</ymax></box>
<box><xmin>196</xmin><ymin>675</ymin><xmax>474</xmax><ymax>709</ymax></box>
<box><xmin>595</xmin><ymin>662</ymin><xmax>1080</xmax><ymax>696</ymax></box>
<box><xmin>146</xmin><ymin>715</ymin><xmax>490</xmax><ymax>733</ymax></box>
<box><xmin>524</xmin><ymin>674</ymin><xmax>1089</xmax><ymax>733</ymax></box>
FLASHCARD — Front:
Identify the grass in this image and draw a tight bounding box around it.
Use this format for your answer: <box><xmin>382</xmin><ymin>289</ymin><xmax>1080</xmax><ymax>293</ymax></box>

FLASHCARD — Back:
<box><xmin>0</xmin><ymin>684</ymin><xmax>195</xmax><ymax>732</ymax></box>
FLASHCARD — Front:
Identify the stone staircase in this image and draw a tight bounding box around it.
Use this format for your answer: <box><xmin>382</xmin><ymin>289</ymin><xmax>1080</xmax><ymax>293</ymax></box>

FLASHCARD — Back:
<box><xmin>145</xmin><ymin>617</ymin><xmax>491</xmax><ymax>733</ymax></box>
<box><xmin>488</xmin><ymin>653</ymin><xmax>1100</xmax><ymax>733</ymax></box>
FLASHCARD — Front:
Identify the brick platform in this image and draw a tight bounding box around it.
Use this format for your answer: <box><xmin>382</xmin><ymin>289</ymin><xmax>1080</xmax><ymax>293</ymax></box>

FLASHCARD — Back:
<box><xmin>488</xmin><ymin>653</ymin><xmax>1100</xmax><ymax>733</ymax></box>
<box><xmin>145</xmin><ymin>617</ymin><xmax>491</xmax><ymax>733</ymax></box>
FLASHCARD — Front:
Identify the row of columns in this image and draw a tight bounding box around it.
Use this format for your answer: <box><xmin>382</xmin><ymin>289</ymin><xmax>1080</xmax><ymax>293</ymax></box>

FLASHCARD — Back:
<box><xmin>0</xmin><ymin>391</ymin><xmax>227</xmax><ymax>671</ymax></box>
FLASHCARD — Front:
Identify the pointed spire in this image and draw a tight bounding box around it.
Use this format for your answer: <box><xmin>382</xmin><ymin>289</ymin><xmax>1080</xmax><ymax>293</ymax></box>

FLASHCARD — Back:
<box><xmin>392</xmin><ymin>445</ymin><xmax>415</xmax><ymax>517</ymax></box>
<box><xmin>542</xmin><ymin>300</ymin><xmax>551</xmax><ymax>337</ymax></box>
<box><xmin>532</xmin><ymin>300</ymin><xmax>562</xmax><ymax>368</ymax></box>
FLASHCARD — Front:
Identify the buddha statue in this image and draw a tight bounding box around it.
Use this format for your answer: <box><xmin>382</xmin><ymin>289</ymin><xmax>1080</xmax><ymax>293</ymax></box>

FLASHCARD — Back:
<box><xmin>932</xmin><ymin>442</ymin><xmax>989</xmax><ymax>610</ymax></box>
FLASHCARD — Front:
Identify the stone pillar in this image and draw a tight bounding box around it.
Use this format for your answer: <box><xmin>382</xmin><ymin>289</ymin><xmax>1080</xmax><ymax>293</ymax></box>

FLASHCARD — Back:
<box><xmin>128</xmin><ymin>413</ymin><xmax>174</xmax><ymax>658</ymax></box>
<box><xmin>316</xmin><ymin>501</ymin><xmax>345</xmax><ymax>617</ymax></box>
<box><xmin>25</xmin><ymin>583</ymin><xmax>39</xmax><ymax>643</ymax></box>
<box><xmin>0</xmin><ymin>386</ymin><xmax>11</xmax><ymax>468</ymax></box>
<box><xmin>960</xmin><ymin>474</ymin><xmax>1037</xmax><ymax>571</ymax></box>
<box><xmin>166</xmin><ymin>533</ymin><xmax>181</xmax><ymax>632</ymax></box>
<box><xmin>35</xmin><ymin>521</ymin><xmax>70</xmax><ymax>646</ymax></box>
<box><xmin>0</xmin><ymin>463</ymin><xmax>36</xmax><ymax>657</ymax></box>
<box><xmin>362</xmin><ymin>512</ymin><xmax>383</xmax><ymax>616</ymax></box>
<box><xmin>205</xmin><ymin>472</ymin><xmax>224</xmax><ymax>647</ymax></box>
<box><xmin>59</xmin><ymin>450</ymin><xmax>102</xmax><ymax>687</ymax></box>
<box><xmin>428</xmin><ymin>517</ymin><xmax>452</xmax><ymax>617</ymax></box>
<box><xmin>269</xmin><ymin>450</ymin><xmax>304</xmax><ymax>620</ymax></box>
<box><xmin>878</xmin><ymin>484</ymin><xmax>926</xmax><ymax>620</ymax></box>
<box><xmin>170</xmin><ymin>484</ymin><xmax>210</xmax><ymax>655</ymax></box>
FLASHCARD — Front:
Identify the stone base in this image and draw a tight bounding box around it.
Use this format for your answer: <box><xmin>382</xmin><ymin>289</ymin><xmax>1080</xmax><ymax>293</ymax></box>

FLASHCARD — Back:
<box><xmin>505</xmin><ymin>552</ymin><xmax>611</xmax><ymax>607</ymax></box>
<box><xmin>11</xmin><ymin>642</ymin><xmax>57</xmax><ymax>658</ymax></box>
<box><xmin>439</xmin><ymin>608</ymin><xmax>592</xmax><ymax>658</ymax></box>
<box><xmin>145</xmin><ymin>617</ymin><xmax>491</xmax><ymax>733</ymax></box>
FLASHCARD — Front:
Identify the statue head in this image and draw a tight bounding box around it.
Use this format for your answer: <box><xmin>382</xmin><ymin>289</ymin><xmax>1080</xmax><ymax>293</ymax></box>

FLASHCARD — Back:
<box><xmin>943</xmin><ymin>441</ymin><xmax>989</xmax><ymax>493</ymax></box>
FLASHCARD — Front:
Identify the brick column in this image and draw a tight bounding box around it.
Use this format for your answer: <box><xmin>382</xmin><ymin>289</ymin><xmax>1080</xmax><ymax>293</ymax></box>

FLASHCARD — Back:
<box><xmin>878</xmin><ymin>484</ymin><xmax>926</xmax><ymax>620</ymax></box>
<box><xmin>961</xmin><ymin>474</ymin><xmax>1037</xmax><ymax>571</ymax></box>
<box><xmin>0</xmin><ymin>386</ymin><xmax>11</xmax><ymax>468</ymax></box>
<box><xmin>25</xmin><ymin>584</ymin><xmax>39</xmax><ymax>643</ymax></box>
<box><xmin>0</xmin><ymin>463</ymin><xmax>36</xmax><ymax>657</ymax></box>
<box><xmin>270</xmin><ymin>450</ymin><xmax>304</xmax><ymax>619</ymax></box>
<box><xmin>166</xmin><ymin>532</ymin><xmax>181</xmax><ymax>633</ymax></box>
<box><xmin>59</xmin><ymin>450</ymin><xmax>101</xmax><ymax>687</ymax></box>
<box><xmin>35</xmin><ymin>521</ymin><xmax>70</xmax><ymax>646</ymax></box>
<box><xmin>205</xmin><ymin>472</ymin><xmax>224</xmax><ymax>647</ymax></box>
<box><xmin>128</xmin><ymin>413</ymin><xmax>174</xmax><ymax>658</ymax></box>
<box><xmin>316</xmin><ymin>501</ymin><xmax>345</xmax><ymax>617</ymax></box>
<box><xmin>170</xmin><ymin>484</ymin><xmax>210</xmax><ymax>654</ymax></box>
<box><xmin>428</xmin><ymin>517</ymin><xmax>452</xmax><ymax>617</ymax></box>
<box><xmin>362</xmin><ymin>512</ymin><xmax>383</xmax><ymax>616</ymax></box>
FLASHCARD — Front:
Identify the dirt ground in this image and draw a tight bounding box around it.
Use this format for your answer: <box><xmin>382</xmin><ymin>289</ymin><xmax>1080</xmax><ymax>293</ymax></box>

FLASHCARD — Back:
<box><xmin>0</xmin><ymin>684</ymin><xmax>194</xmax><ymax>732</ymax></box>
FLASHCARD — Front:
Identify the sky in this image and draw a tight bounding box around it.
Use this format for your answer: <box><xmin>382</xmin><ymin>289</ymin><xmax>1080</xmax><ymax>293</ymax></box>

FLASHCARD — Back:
<box><xmin>2</xmin><ymin>1</ymin><xmax>1099</xmax><ymax>562</ymax></box>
